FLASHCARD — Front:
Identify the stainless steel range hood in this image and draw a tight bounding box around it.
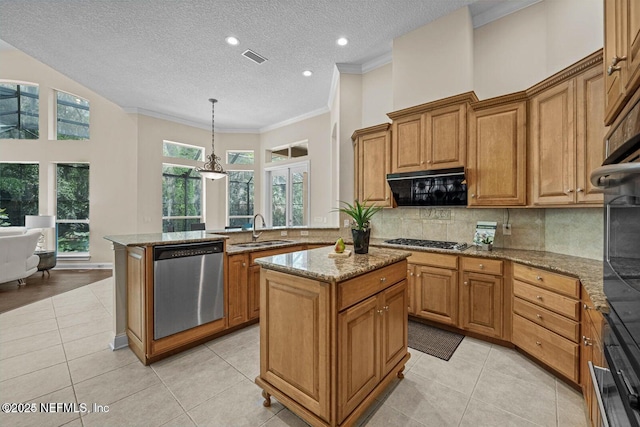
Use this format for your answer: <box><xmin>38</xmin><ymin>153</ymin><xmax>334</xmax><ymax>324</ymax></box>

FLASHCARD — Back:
<box><xmin>386</xmin><ymin>167</ymin><xmax>467</xmax><ymax>207</ymax></box>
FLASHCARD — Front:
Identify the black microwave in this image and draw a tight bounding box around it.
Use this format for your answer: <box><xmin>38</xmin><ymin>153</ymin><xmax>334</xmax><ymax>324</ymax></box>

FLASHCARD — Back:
<box><xmin>386</xmin><ymin>167</ymin><xmax>467</xmax><ymax>207</ymax></box>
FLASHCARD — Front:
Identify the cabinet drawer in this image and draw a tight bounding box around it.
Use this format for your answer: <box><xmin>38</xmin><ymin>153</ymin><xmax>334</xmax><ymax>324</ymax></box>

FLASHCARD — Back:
<box><xmin>513</xmin><ymin>280</ymin><xmax>580</xmax><ymax>320</ymax></box>
<box><xmin>513</xmin><ymin>297</ymin><xmax>579</xmax><ymax>342</ymax></box>
<box><xmin>249</xmin><ymin>245</ymin><xmax>305</xmax><ymax>265</ymax></box>
<box><xmin>338</xmin><ymin>261</ymin><xmax>407</xmax><ymax>311</ymax></box>
<box><xmin>512</xmin><ymin>314</ymin><xmax>579</xmax><ymax>383</ymax></box>
<box><xmin>461</xmin><ymin>257</ymin><xmax>502</xmax><ymax>275</ymax></box>
<box><xmin>408</xmin><ymin>251</ymin><xmax>457</xmax><ymax>269</ymax></box>
<box><xmin>513</xmin><ymin>264</ymin><xmax>580</xmax><ymax>298</ymax></box>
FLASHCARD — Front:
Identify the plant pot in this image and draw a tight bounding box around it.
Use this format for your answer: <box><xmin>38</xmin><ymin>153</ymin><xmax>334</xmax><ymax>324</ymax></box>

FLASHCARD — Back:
<box><xmin>479</xmin><ymin>243</ymin><xmax>493</xmax><ymax>251</ymax></box>
<box><xmin>351</xmin><ymin>228</ymin><xmax>371</xmax><ymax>254</ymax></box>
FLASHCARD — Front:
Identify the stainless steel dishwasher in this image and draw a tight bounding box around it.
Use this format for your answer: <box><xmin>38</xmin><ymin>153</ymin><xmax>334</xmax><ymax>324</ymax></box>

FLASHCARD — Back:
<box><xmin>153</xmin><ymin>241</ymin><xmax>224</xmax><ymax>340</ymax></box>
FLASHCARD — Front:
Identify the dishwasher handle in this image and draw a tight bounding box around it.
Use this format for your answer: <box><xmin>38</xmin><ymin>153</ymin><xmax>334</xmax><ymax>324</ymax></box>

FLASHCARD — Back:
<box><xmin>154</xmin><ymin>241</ymin><xmax>224</xmax><ymax>261</ymax></box>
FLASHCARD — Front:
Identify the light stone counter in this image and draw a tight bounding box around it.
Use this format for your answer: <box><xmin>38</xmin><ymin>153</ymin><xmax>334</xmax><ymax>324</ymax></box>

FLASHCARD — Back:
<box><xmin>254</xmin><ymin>246</ymin><xmax>412</xmax><ymax>283</ymax></box>
<box><xmin>104</xmin><ymin>231</ymin><xmax>228</xmax><ymax>246</ymax></box>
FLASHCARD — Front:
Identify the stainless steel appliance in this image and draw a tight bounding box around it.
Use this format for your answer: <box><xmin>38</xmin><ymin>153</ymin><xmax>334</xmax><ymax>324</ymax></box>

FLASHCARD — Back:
<box><xmin>153</xmin><ymin>241</ymin><xmax>224</xmax><ymax>340</ymax></box>
<box><xmin>384</xmin><ymin>238</ymin><xmax>468</xmax><ymax>251</ymax></box>
<box><xmin>386</xmin><ymin>167</ymin><xmax>467</xmax><ymax>207</ymax></box>
<box><xmin>590</xmin><ymin>96</ymin><xmax>640</xmax><ymax>426</ymax></box>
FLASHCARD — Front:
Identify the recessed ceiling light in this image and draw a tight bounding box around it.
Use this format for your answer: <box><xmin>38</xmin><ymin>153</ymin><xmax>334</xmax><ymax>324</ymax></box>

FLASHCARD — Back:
<box><xmin>303</xmin><ymin>70</ymin><xmax>313</xmax><ymax>77</ymax></box>
<box><xmin>225</xmin><ymin>36</ymin><xmax>239</xmax><ymax>46</ymax></box>
<box><xmin>337</xmin><ymin>37</ymin><xmax>348</xmax><ymax>46</ymax></box>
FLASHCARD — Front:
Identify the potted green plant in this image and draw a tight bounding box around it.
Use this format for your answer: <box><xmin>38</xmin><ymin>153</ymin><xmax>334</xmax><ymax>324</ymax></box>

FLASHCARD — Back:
<box><xmin>333</xmin><ymin>198</ymin><xmax>382</xmax><ymax>254</ymax></box>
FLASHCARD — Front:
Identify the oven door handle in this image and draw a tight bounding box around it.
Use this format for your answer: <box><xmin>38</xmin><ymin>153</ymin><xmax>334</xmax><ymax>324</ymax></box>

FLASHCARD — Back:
<box><xmin>589</xmin><ymin>361</ymin><xmax>611</xmax><ymax>427</ymax></box>
<box><xmin>591</xmin><ymin>163</ymin><xmax>640</xmax><ymax>187</ymax></box>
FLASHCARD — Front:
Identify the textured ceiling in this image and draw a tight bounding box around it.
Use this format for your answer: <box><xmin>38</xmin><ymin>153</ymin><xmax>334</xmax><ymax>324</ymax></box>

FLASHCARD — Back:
<box><xmin>0</xmin><ymin>0</ymin><xmax>529</xmax><ymax>132</ymax></box>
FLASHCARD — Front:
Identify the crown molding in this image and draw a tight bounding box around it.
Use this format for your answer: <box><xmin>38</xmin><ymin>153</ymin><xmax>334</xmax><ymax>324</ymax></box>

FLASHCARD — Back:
<box><xmin>259</xmin><ymin>105</ymin><xmax>330</xmax><ymax>134</ymax></box>
<box><xmin>526</xmin><ymin>49</ymin><xmax>603</xmax><ymax>97</ymax></box>
<box><xmin>387</xmin><ymin>91</ymin><xmax>479</xmax><ymax>119</ymax></box>
<box><xmin>472</xmin><ymin>0</ymin><xmax>542</xmax><ymax>28</ymax></box>
<box><xmin>336</xmin><ymin>51</ymin><xmax>392</xmax><ymax>75</ymax></box>
<box><xmin>470</xmin><ymin>91</ymin><xmax>528</xmax><ymax>110</ymax></box>
<box><xmin>351</xmin><ymin>123</ymin><xmax>391</xmax><ymax>141</ymax></box>
<box><xmin>122</xmin><ymin>107</ymin><xmax>260</xmax><ymax>133</ymax></box>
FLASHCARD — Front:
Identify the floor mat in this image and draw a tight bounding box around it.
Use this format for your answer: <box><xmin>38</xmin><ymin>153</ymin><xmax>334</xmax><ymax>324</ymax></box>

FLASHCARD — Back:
<box><xmin>408</xmin><ymin>320</ymin><xmax>464</xmax><ymax>361</ymax></box>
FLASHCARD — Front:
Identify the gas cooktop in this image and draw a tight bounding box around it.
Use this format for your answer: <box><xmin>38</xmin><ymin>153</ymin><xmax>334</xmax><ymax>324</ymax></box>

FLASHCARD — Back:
<box><xmin>384</xmin><ymin>238</ymin><xmax>468</xmax><ymax>251</ymax></box>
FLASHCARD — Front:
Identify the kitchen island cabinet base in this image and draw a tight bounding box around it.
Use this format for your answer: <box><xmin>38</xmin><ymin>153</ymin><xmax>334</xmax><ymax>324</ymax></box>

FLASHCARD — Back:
<box><xmin>255</xmin><ymin>353</ymin><xmax>410</xmax><ymax>427</ymax></box>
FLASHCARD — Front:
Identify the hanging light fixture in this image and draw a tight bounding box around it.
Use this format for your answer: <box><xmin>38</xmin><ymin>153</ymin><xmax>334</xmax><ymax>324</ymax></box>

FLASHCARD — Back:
<box><xmin>197</xmin><ymin>98</ymin><xmax>227</xmax><ymax>180</ymax></box>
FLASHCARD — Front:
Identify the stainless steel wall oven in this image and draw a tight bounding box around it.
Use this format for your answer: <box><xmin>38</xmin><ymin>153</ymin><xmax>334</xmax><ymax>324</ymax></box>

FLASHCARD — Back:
<box><xmin>591</xmin><ymin>96</ymin><xmax>640</xmax><ymax>427</ymax></box>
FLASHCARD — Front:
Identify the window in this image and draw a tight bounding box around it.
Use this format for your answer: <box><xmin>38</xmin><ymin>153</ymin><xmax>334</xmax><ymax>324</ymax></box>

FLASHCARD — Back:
<box><xmin>0</xmin><ymin>82</ymin><xmax>39</xmax><ymax>139</ymax></box>
<box><xmin>0</xmin><ymin>163</ymin><xmax>39</xmax><ymax>226</ymax></box>
<box><xmin>226</xmin><ymin>151</ymin><xmax>254</xmax><ymax>165</ymax></box>
<box><xmin>56</xmin><ymin>90</ymin><xmax>89</xmax><ymax>140</ymax></box>
<box><xmin>162</xmin><ymin>165</ymin><xmax>202</xmax><ymax>232</ymax></box>
<box><xmin>163</xmin><ymin>140</ymin><xmax>204</xmax><ymax>161</ymax></box>
<box><xmin>266</xmin><ymin>162</ymin><xmax>308</xmax><ymax>227</ymax></box>
<box><xmin>56</xmin><ymin>163</ymin><xmax>90</xmax><ymax>254</ymax></box>
<box><xmin>228</xmin><ymin>171</ymin><xmax>254</xmax><ymax>228</ymax></box>
<box><xmin>266</xmin><ymin>141</ymin><xmax>308</xmax><ymax>163</ymax></box>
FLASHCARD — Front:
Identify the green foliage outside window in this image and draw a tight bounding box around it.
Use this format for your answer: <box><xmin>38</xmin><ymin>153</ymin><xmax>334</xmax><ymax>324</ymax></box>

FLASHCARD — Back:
<box><xmin>162</xmin><ymin>165</ymin><xmax>202</xmax><ymax>232</ymax></box>
<box><xmin>163</xmin><ymin>141</ymin><xmax>204</xmax><ymax>161</ymax></box>
<box><xmin>56</xmin><ymin>91</ymin><xmax>89</xmax><ymax>140</ymax></box>
<box><xmin>0</xmin><ymin>163</ymin><xmax>39</xmax><ymax>226</ymax></box>
<box><xmin>0</xmin><ymin>83</ymin><xmax>39</xmax><ymax>139</ymax></box>
<box><xmin>228</xmin><ymin>171</ymin><xmax>254</xmax><ymax>227</ymax></box>
<box><xmin>57</xmin><ymin>163</ymin><xmax>90</xmax><ymax>252</ymax></box>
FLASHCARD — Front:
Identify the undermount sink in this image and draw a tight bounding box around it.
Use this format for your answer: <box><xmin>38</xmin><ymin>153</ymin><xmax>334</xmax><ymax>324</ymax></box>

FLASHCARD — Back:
<box><xmin>233</xmin><ymin>240</ymin><xmax>295</xmax><ymax>248</ymax></box>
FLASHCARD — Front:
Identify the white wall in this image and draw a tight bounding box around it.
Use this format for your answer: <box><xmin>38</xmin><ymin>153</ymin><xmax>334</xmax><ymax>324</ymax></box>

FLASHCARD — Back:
<box><xmin>362</xmin><ymin>63</ymin><xmax>393</xmax><ymax>127</ymax></box>
<box><xmin>392</xmin><ymin>6</ymin><xmax>474</xmax><ymax>110</ymax></box>
<box><xmin>474</xmin><ymin>0</ymin><xmax>603</xmax><ymax>99</ymax></box>
<box><xmin>0</xmin><ymin>49</ymin><xmax>138</xmax><ymax>265</ymax></box>
<box><xmin>259</xmin><ymin>113</ymin><xmax>332</xmax><ymax>225</ymax></box>
<box><xmin>338</xmin><ymin>74</ymin><xmax>363</xmax><ymax>208</ymax></box>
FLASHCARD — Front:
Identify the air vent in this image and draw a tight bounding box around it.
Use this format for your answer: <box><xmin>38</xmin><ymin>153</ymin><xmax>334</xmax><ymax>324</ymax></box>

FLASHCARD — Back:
<box><xmin>242</xmin><ymin>49</ymin><xmax>267</xmax><ymax>64</ymax></box>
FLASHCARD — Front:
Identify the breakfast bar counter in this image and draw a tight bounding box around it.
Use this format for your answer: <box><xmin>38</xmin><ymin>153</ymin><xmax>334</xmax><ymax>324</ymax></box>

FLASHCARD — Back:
<box><xmin>254</xmin><ymin>246</ymin><xmax>411</xmax><ymax>427</ymax></box>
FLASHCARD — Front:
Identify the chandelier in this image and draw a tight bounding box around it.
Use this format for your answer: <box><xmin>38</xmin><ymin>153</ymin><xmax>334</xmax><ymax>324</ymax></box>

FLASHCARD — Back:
<box><xmin>197</xmin><ymin>98</ymin><xmax>227</xmax><ymax>180</ymax></box>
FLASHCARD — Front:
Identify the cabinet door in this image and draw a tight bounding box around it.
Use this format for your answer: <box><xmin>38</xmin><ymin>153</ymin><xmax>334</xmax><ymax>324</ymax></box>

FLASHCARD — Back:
<box><xmin>530</xmin><ymin>79</ymin><xmax>576</xmax><ymax>205</ymax></box>
<box><xmin>415</xmin><ymin>265</ymin><xmax>458</xmax><ymax>326</ymax></box>
<box><xmin>227</xmin><ymin>254</ymin><xmax>248</xmax><ymax>327</ymax></box>
<box><xmin>338</xmin><ymin>295</ymin><xmax>380</xmax><ymax>423</ymax></box>
<box><xmin>628</xmin><ymin>0</ymin><xmax>640</xmax><ymax>96</ymax></box>
<box><xmin>380</xmin><ymin>281</ymin><xmax>408</xmax><ymax>377</ymax></box>
<box><xmin>248</xmin><ymin>265</ymin><xmax>261</xmax><ymax>320</ymax></box>
<box><xmin>127</xmin><ymin>246</ymin><xmax>147</xmax><ymax>359</ymax></box>
<box><xmin>424</xmin><ymin>104</ymin><xmax>466</xmax><ymax>169</ymax></box>
<box><xmin>468</xmin><ymin>101</ymin><xmax>526</xmax><ymax>206</ymax></box>
<box><xmin>357</xmin><ymin>129</ymin><xmax>391</xmax><ymax>207</ymax></box>
<box><xmin>576</xmin><ymin>67</ymin><xmax>606</xmax><ymax>204</ymax></box>
<box><xmin>604</xmin><ymin>0</ymin><xmax>628</xmax><ymax>125</ymax></box>
<box><xmin>460</xmin><ymin>272</ymin><xmax>503</xmax><ymax>338</ymax></box>
<box><xmin>407</xmin><ymin>265</ymin><xmax>416</xmax><ymax>315</ymax></box>
<box><xmin>392</xmin><ymin>114</ymin><xmax>423</xmax><ymax>173</ymax></box>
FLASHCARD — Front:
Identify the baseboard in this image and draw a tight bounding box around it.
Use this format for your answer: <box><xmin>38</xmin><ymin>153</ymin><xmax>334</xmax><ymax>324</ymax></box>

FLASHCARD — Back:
<box><xmin>110</xmin><ymin>333</ymin><xmax>129</xmax><ymax>351</ymax></box>
<box><xmin>54</xmin><ymin>262</ymin><xmax>113</xmax><ymax>270</ymax></box>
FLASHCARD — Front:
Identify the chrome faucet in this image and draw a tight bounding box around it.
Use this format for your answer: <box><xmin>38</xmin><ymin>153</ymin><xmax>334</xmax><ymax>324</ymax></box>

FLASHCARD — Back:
<box><xmin>252</xmin><ymin>213</ymin><xmax>266</xmax><ymax>241</ymax></box>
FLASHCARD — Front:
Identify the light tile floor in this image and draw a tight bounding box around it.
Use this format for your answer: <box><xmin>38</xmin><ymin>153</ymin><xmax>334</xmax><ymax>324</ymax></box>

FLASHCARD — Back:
<box><xmin>0</xmin><ymin>278</ymin><xmax>588</xmax><ymax>427</ymax></box>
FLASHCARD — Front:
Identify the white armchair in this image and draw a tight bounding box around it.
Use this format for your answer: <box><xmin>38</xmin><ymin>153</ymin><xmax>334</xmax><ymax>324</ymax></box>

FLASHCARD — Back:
<box><xmin>0</xmin><ymin>229</ymin><xmax>41</xmax><ymax>285</ymax></box>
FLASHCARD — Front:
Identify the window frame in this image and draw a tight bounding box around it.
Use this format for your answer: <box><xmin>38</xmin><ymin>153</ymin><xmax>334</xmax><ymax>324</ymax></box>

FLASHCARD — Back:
<box><xmin>264</xmin><ymin>160</ymin><xmax>309</xmax><ymax>227</ymax></box>
<box><xmin>227</xmin><ymin>170</ymin><xmax>255</xmax><ymax>228</ymax></box>
<box><xmin>161</xmin><ymin>162</ymin><xmax>204</xmax><ymax>232</ymax></box>
<box><xmin>55</xmin><ymin>162</ymin><xmax>90</xmax><ymax>259</ymax></box>
<box><xmin>0</xmin><ymin>81</ymin><xmax>39</xmax><ymax>140</ymax></box>
<box><xmin>0</xmin><ymin>162</ymin><xmax>39</xmax><ymax>226</ymax></box>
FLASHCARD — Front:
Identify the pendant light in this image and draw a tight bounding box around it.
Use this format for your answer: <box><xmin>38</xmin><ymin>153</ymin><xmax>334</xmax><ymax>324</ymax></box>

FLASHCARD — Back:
<box><xmin>197</xmin><ymin>98</ymin><xmax>227</xmax><ymax>180</ymax></box>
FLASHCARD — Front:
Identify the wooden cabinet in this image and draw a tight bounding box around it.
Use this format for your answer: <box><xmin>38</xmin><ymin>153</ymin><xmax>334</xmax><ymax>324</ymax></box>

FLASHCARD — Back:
<box><xmin>528</xmin><ymin>51</ymin><xmax>606</xmax><ymax>206</ymax></box>
<box><xmin>227</xmin><ymin>253</ymin><xmax>249</xmax><ymax>326</ymax></box>
<box><xmin>467</xmin><ymin>94</ymin><xmax>527</xmax><ymax>206</ymax></box>
<box><xmin>460</xmin><ymin>257</ymin><xmax>504</xmax><ymax>339</ymax></box>
<box><xmin>604</xmin><ymin>0</ymin><xmax>640</xmax><ymax>125</ymax></box>
<box><xmin>388</xmin><ymin>92</ymin><xmax>478</xmax><ymax>173</ymax></box>
<box><xmin>352</xmin><ymin>124</ymin><xmax>392</xmax><ymax>208</ymax></box>
<box><xmin>408</xmin><ymin>251</ymin><xmax>458</xmax><ymax>326</ymax></box>
<box><xmin>512</xmin><ymin>263</ymin><xmax>581</xmax><ymax>383</ymax></box>
<box><xmin>580</xmin><ymin>291</ymin><xmax>604</xmax><ymax>427</ymax></box>
<box><xmin>257</xmin><ymin>260</ymin><xmax>409</xmax><ymax>427</ymax></box>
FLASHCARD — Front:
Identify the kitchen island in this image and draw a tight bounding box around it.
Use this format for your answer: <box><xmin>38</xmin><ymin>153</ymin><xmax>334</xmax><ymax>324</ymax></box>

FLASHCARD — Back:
<box><xmin>254</xmin><ymin>246</ymin><xmax>411</xmax><ymax>427</ymax></box>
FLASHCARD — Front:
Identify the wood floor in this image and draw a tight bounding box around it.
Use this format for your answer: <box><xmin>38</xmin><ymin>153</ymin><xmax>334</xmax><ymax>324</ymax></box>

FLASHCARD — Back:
<box><xmin>0</xmin><ymin>269</ymin><xmax>112</xmax><ymax>313</ymax></box>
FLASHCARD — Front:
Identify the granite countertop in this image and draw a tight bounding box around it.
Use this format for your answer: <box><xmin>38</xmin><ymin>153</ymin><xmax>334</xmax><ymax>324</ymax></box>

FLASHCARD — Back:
<box><xmin>104</xmin><ymin>231</ymin><xmax>229</xmax><ymax>246</ymax></box>
<box><xmin>373</xmin><ymin>238</ymin><xmax>606</xmax><ymax>312</ymax></box>
<box><xmin>254</xmin><ymin>246</ymin><xmax>412</xmax><ymax>283</ymax></box>
<box><xmin>225</xmin><ymin>238</ymin><xmax>332</xmax><ymax>255</ymax></box>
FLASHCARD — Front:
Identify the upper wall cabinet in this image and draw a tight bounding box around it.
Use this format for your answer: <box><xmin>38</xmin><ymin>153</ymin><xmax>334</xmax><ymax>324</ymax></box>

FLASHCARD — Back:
<box><xmin>387</xmin><ymin>92</ymin><xmax>478</xmax><ymax>173</ymax></box>
<box><xmin>467</xmin><ymin>93</ymin><xmax>527</xmax><ymax>207</ymax></box>
<box><xmin>528</xmin><ymin>51</ymin><xmax>607</xmax><ymax>206</ymax></box>
<box><xmin>352</xmin><ymin>123</ymin><xmax>392</xmax><ymax>208</ymax></box>
<box><xmin>604</xmin><ymin>0</ymin><xmax>640</xmax><ymax>125</ymax></box>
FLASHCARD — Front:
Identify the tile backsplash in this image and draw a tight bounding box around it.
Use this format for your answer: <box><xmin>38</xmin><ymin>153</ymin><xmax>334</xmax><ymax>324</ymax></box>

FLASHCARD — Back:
<box><xmin>369</xmin><ymin>207</ymin><xmax>603</xmax><ymax>260</ymax></box>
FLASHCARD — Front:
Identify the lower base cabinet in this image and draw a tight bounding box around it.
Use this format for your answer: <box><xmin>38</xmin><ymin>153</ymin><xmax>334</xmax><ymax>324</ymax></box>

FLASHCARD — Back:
<box><xmin>581</xmin><ymin>293</ymin><xmax>604</xmax><ymax>426</ymax></box>
<box><xmin>257</xmin><ymin>261</ymin><xmax>410</xmax><ymax>427</ymax></box>
<box><xmin>460</xmin><ymin>257</ymin><xmax>504</xmax><ymax>339</ymax></box>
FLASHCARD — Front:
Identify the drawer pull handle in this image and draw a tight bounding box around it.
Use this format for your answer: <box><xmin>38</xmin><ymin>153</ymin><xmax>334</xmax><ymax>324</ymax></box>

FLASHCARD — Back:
<box><xmin>536</xmin><ymin>295</ymin><xmax>543</xmax><ymax>300</ymax></box>
<box><xmin>377</xmin><ymin>309</ymin><xmax>384</xmax><ymax>315</ymax></box>
<box><xmin>380</xmin><ymin>277</ymin><xmax>386</xmax><ymax>282</ymax></box>
<box><xmin>583</xmin><ymin>303</ymin><xmax>594</xmax><ymax>310</ymax></box>
<box><xmin>417</xmin><ymin>273</ymin><xmax>421</xmax><ymax>278</ymax></box>
<box><xmin>384</xmin><ymin>305</ymin><xmax>389</xmax><ymax>311</ymax></box>
<box><xmin>242</xmin><ymin>262</ymin><xmax>246</xmax><ymax>267</ymax></box>
<box><xmin>536</xmin><ymin>341</ymin><xmax>542</xmax><ymax>346</ymax></box>
<box><xmin>583</xmin><ymin>335</ymin><xmax>593</xmax><ymax>346</ymax></box>
<box><xmin>409</xmin><ymin>271</ymin><xmax>414</xmax><ymax>276</ymax></box>
<box><xmin>536</xmin><ymin>275</ymin><xmax>542</xmax><ymax>281</ymax></box>
<box><xmin>536</xmin><ymin>314</ymin><xmax>542</xmax><ymax>319</ymax></box>
<box><xmin>479</xmin><ymin>264</ymin><xmax>484</xmax><ymax>269</ymax></box>
<box><xmin>464</xmin><ymin>281</ymin><xmax>469</xmax><ymax>286</ymax></box>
